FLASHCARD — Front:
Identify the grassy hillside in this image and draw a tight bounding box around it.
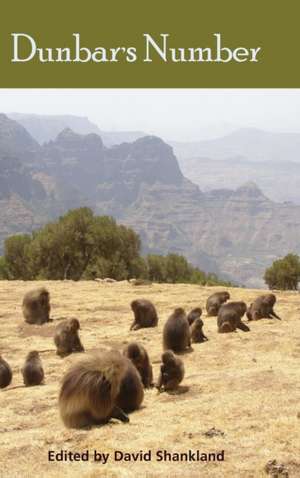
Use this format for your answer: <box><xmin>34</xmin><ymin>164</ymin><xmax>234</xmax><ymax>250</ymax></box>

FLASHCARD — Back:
<box><xmin>1</xmin><ymin>281</ymin><xmax>299</xmax><ymax>477</ymax></box>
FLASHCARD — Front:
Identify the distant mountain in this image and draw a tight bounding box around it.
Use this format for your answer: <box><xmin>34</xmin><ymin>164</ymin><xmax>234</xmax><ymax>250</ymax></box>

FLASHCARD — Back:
<box><xmin>178</xmin><ymin>155</ymin><xmax>300</xmax><ymax>204</ymax></box>
<box><xmin>42</xmin><ymin>129</ymin><xmax>185</xmax><ymax>217</ymax></box>
<box><xmin>172</xmin><ymin>127</ymin><xmax>300</xmax><ymax>162</ymax></box>
<box><xmin>0</xmin><ymin>154</ymin><xmax>47</xmax><ymax>248</ymax></box>
<box><xmin>8</xmin><ymin>113</ymin><xmax>146</xmax><ymax>147</ymax></box>
<box><xmin>173</xmin><ymin>127</ymin><xmax>300</xmax><ymax>205</ymax></box>
<box><xmin>99</xmin><ymin>130</ymin><xmax>149</xmax><ymax>147</ymax></box>
<box><xmin>0</xmin><ymin>115</ymin><xmax>85</xmax><ymax>248</ymax></box>
<box><xmin>8</xmin><ymin>113</ymin><xmax>102</xmax><ymax>144</ymax></box>
<box><xmin>1</xmin><ymin>114</ymin><xmax>300</xmax><ymax>287</ymax></box>
<box><xmin>123</xmin><ymin>179</ymin><xmax>300</xmax><ymax>288</ymax></box>
<box><xmin>0</xmin><ymin>114</ymin><xmax>40</xmax><ymax>164</ymax></box>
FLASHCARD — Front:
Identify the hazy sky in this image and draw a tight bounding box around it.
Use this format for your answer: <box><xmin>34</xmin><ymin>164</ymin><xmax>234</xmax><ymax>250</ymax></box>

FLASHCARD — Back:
<box><xmin>1</xmin><ymin>89</ymin><xmax>300</xmax><ymax>141</ymax></box>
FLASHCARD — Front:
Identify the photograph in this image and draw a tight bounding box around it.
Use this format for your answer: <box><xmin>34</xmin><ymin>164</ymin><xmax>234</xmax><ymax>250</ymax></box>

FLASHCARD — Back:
<box><xmin>0</xmin><ymin>88</ymin><xmax>299</xmax><ymax>477</ymax></box>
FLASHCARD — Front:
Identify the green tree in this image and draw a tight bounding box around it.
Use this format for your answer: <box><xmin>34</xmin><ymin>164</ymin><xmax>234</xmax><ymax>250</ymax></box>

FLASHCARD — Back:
<box><xmin>147</xmin><ymin>254</ymin><xmax>167</xmax><ymax>282</ymax></box>
<box><xmin>0</xmin><ymin>256</ymin><xmax>9</xmax><ymax>279</ymax></box>
<box><xmin>189</xmin><ymin>267</ymin><xmax>207</xmax><ymax>285</ymax></box>
<box><xmin>264</xmin><ymin>253</ymin><xmax>300</xmax><ymax>290</ymax></box>
<box><xmin>19</xmin><ymin>207</ymin><xmax>142</xmax><ymax>281</ymax></box>
<box><xmin>165</xmin><ymin>254</ymin><xmax>191</xmax><ymax>283</ymax></box>
<box><xmin>83</xmin><ymin>255</ymin><xmax>129</xmax><ymax>280</ymax></box>
<box><xmin>3</xmin><ymin>207</ymin><xmax>231</xmax><ymax>286</ymax></box>
<box><xmin>4</xmin><ymin>234</ymin><xmax>32</xmax><ymax>279</ymax></box>
<box><xmin>128</xmin><ymin>256</ymin><xmax>148</xmax><ymax>279</ymax></box>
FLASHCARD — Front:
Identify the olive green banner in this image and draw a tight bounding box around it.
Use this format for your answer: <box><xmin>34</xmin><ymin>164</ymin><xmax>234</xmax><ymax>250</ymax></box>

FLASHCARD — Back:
<box><xmin>1</xmin><ymin>0</ymin><xmax>299</xmax><ymax>87</ymax></box>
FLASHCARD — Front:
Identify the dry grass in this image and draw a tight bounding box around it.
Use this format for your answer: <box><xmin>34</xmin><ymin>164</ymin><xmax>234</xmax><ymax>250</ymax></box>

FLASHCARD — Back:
<box><xmin>1</xmin><ymin>281</ymin><xmax>300</xmax><ymax>477</ymax></box>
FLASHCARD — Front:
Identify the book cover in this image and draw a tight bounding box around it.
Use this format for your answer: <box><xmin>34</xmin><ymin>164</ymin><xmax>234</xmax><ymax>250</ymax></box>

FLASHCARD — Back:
<box><xmin>0</xmin><ymin>1</ymin><xmax>299</xmax><ymax>477</ymax></box>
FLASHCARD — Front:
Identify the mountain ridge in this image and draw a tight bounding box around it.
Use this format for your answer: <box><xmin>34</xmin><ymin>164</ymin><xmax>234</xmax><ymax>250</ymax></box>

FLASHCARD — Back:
<box><xmin>172</xmin><ymin>127</ymin><xmax>300</xmax><ymax>162</ymax></box>
<box><xmin>1</xmin><ymin>113</ymin><xmax>300</xmax><ymax>287</ymax></box>
<box><xmin>8</xmin><ymin>113</ymin><xmax>146</xmax><ymax>147</ymax></box>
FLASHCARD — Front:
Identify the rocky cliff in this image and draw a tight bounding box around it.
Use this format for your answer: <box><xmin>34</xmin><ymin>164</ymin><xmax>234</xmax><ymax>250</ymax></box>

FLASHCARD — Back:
<box><xmin>1</xmin><ymin>113</ymin><xmax>300</xmax><ymax>287</ymax></box>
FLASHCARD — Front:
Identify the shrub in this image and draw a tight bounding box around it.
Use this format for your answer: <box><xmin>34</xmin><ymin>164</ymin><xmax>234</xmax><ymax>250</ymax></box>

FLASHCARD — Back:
<box><xmin>264</xmin><ymin>253</ymin><xmax>300</xmax><ymax>290</ymax></box>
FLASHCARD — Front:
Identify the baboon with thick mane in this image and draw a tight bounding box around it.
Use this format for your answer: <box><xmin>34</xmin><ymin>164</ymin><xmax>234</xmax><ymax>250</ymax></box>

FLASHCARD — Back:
<box><xmin>0</xmin><ymin>356</ymin><xmax>12</xmax><ymax>388</ymax></box>
<box><xmin>206</xmin><ymin>291</ymin><xmax>230</xmax><ymax>316</ymax></box>
<box><xmin>218</xmin><ymin>301</ymin><xmax>250</xmax><ymax>333</ymax></box>
<box><xmin>187</xmin><ymin>307</ymin><xmax>202</xmax><ymax>326</ymax></box>
<box><xmin>123</xmin><ymin>342</ymin><xmax>153</xmax><ymax>388</ymax></box>
<box><xmin>190</xmin><ymin>318</ymin><xmax>208</xmax><ymax>343</ymax></box>
<box><xmin>130</xmin><ymin>299</ymin><xmax>158</xmax><ymax>330</ymax></box>
<box><xmin>246</xmin><ymin>294</ymin><xmax>281</xmax><ymax>321</ymax></box>
<box><xmin>163</xmin><ymin>307</ymin><xmax>191</xmax><ymax>353</ymax></box>
<box><xmin>54</xmin><ymin>318</ymin><xmax>84</xmax><ymax>357</ymax></box>
<box><xmin>22</xmin><ymin>287</ymin><xmax>51</xmax><ymax>325</ymax></box>
<box><xmin>59</xmin><ymin>350</ymin><xmax>144</xmax><ymax>429</ymax></box>
<box><xmin>157</xmin><ymin>350</ymin><xmax>185</xmax><ymax>392</ymax></box>
<box><xmin>22</xmin><ymin>351</ymin><xmax>44</xmax><ymax>386</ymax></box>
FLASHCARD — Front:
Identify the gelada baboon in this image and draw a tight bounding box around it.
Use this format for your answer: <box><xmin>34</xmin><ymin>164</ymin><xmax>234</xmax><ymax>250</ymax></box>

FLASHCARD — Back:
<box><xmin>54</xmin><ymin>318</ymin><xmax>84</xmax><ymax>357</ymax></box>
<box><xmin>123</xmin><ymin>342</ymin><xmax>153</xmax><ymax>388</ymax></box>
<box><xmin>246</xmin><ymin>294</ymin><xmax>281</xmax><ymax>321</ymax></box>
<box><xmin>0</xmin><ymin>356</ymin><xmax>12</xmax><ymax>388</ymax></box>
<box><xmin>163</xmin><ymin>308</ymin><xmax>191</xmax><ymax>353</ymax></box>
<box><xmin>187</xmin><ymin>307</ymin><xmax>202</xmax><ymax>326</ymax></box>
<box><xmin>190</xmin><ymin>318</ymin><xmax>208</xmax><ymax>343</ymax></box>
<box><xmin>59</xmin><ymin>350</ymin><xmax>144</xmax><ymax>429</ymax></box>
<box><xmin>157</xmin><ymin>350</ymin><xmax>185</xmax><ymax>392</ymax></box>
<box><xmin>130</xmin><ymin>299</ymin><xmax>158</xmax><ymax>331</ymax></box>
<box><xmin>217</xmin><ymin>301</ymin><xmax>249</xmax><ymax>333</ymax></box>
<box><xmin>22</xmin><ymin>287</ymin><xmax>51</xmax><ymax>325</ymax></box>
<box><xmin>22</xmin><ymin>351</ymin><xmax>44</xmax><ymax>386</ymax></box>
<box><xmin>206</xmin><ymin>291</ymin><xmax>230</xmax><ymax>316</ymax></box>
<box><xmin>115</xmin><ymin>357</ymin><xmax>145</xmax><ymax>413</ymax></box>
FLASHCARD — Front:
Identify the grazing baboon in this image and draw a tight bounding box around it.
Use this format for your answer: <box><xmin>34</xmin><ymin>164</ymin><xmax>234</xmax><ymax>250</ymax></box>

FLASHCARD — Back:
<box><xmin>130</xmin><ymin>299</ymin><xmax>158</xmax><ymax>330</ymax></box>
<box><xmin>59</xmin><ymin>350</ymin><xmax>144</xmax><ymax>429</ymax></box>
<box><xmin>217</xmin><ymin>301</ymin><xmax>249</xmax><ymax>333</ymax></box>
<box><xmin>0</xmin><ymin>356</ymin><xmax>12</xmax><ymax>388</ymax></box>
<box><xmin>123</xmin><ymin>342</ymin><xmax>153</xmax><ymax>388</ymax></box>
<box><xmin>163</xmin><ymin>308</ymin><xmax>191</xmax><ymax>353</ymax></box>
<box><xmin>206</xmin><ymin>291</ymin><xmax>230</xmax><ymax>316</ymax></box>
<box><xmin>157</xmin><ymin>350</ymin><xmax>185</xmax><ymax>392</ymax></box>
<box><xmin>115</xmin><ymin>357</ymin><xmax>144</xmax><ymax>413</ymax></box>
<box><xmin>190</xmin><ymin>318</ymin><xmax>208</xmax><ymax>343</ymax></box>
<box><xmin>22</xmin><ymin>351</ymin><xmax>44</xmax><ymax>386</ymax></box>
<box><xmin>187</xmin><ymin>307</ymin><xmax>202</xmax><ymax>326</ymax></box>
<box><xmin>22</xmin><ymin>288</ymin><xmax>51</xmax><ymax>325</ymax></box>
<box><xmin>246</xmin><ymin>294</ymin><xmax>281</xmax><ymax>321</ymax></box>
<box><xmin>54</xmin><ymin>318</ymin><xmax>84</xmax><ymax>357</ymax></box>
